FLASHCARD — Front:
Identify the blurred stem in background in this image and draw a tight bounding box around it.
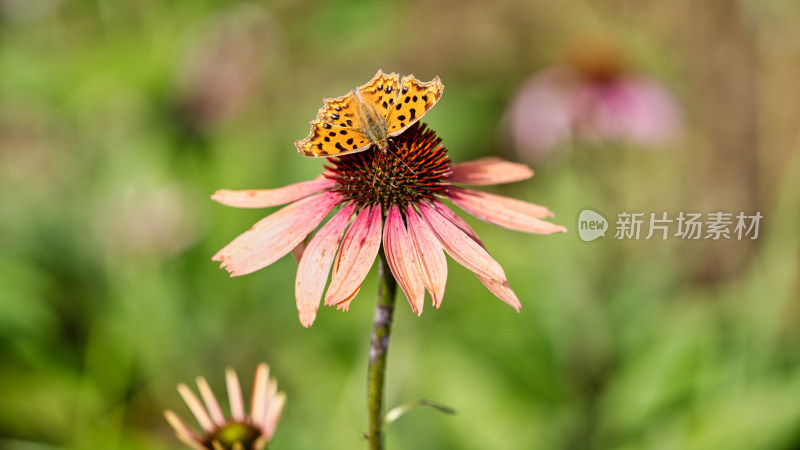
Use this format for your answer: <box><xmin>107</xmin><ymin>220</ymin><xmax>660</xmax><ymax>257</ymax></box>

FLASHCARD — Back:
<box><xmin>367</xmin><ymin>250</ymin><xmax>398</xmax><ymax>450</ymax></box>
<box><xmin>681</xmin><ymin>0</ymin><xmax>760</xmax><ymax>281</ymax></box>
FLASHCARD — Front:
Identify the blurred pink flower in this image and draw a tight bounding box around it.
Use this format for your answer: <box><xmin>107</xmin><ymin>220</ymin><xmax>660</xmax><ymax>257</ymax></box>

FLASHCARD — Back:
<box><xmin>165</xmin><ymin>363</ymin><xmax>285</xmax><ymax>450</ymax></box>
<box><xmin>212</xmin><ymin>123</ymin><xmax>566</xmax><ymax>327</ymax></box>
<box><xmin>507</xmin><ymin>65</ymin><xmax>682</xmax><ymax>159</ymax></box>
<box><xmin>573</xmin><ymin>75</ymin><xmax>682</xmax><ymax>145</ymax></box>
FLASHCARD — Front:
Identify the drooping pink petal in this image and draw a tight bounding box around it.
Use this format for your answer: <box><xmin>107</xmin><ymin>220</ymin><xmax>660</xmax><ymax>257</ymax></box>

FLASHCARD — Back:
<box><xmin>325</xmin><ymin>240</ymin><xmax>362</xmax><ymax>312</ymax></box>
<box><xmin>325</xmin><ymin>205</ymin><xmax>382</xmax><ymax>306</ymax></box>
<box><xmin>211</xmin><ymin>178</ymin><xmax>335</xmax><ymax>208</ymax></box>
<box><xmin>450</xmin><ymin>186</ymin><xmax>553</xmax><ymax>218</ymax></box>
<box><xmin>431</xmin><ymin>201</ymin><xmax>523</xmax><ymax>311</ymax></box>
<box><xmin>406</xmin><ymin>206</ymin><xmax>447</xmax><ymax>308</ymax></box>
<box><xmin>476</xmin><ymin>275</ymin><xmax>522</xmax><ymax>311</ymax></box>
<box><xmin>447</xmin><ymin>187</ymin><xmax>567</xmax><ymax>234</ymax></box>
<box><xmin>449</xmin><ymin>157</ymin><xmax>534</xmax><ymax>185</ymax></box>
<box><xmin>383</xmin><ymin>205</ymin><xmax>426</xmax><ymax>315</ymax></box>
<box><xmin>212</xmin><ymin>191</ymin><xmax>341</xmax><ymax>277</ymax></box>
<box><xmin>295</xmin><ymin>203</ymin><xmax>355</xmax><ymax>327</ymax></box>
<box><xmin>432</xmin><ymin>200</ymin><xmax>482</xmax><ymax>243</ymax></box>
<box><xmin>328</xmin><ymin>239</ymin><xmax>364</xmax><ymax>310</ymax></box>
<box><xmin>418</xmin><ymin>202</ymin><xmax>506</xmax><ymax>282</ymax></box>
<box><xmin>334</xmin><ymin>286</ymin><xmax>361</xmax><ymax>311</ymax></box>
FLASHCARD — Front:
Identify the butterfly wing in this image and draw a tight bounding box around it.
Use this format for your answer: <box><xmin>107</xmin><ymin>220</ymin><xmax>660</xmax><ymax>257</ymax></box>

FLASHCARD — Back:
<box><xmin>296</xmin><ymin>71</ymin><xmax>444</xmax><ymax>157</ymax></box>
<box><xmin>295</xmin><ymin>118</ymin><xmax>371</xmax><ymax>157</ymax></box>
<box><xmin>296</xmin><ymin>89</ymin><xmax>372</xmax><ymax>157</ymax></box>
<box><xmin>385</xmin><ymin>75</ymin><xmax>444</xmax><ymax>137</ymax></box>
<box><xmin>317</xmin><ymin>90</ymin><xmax>362</xmax><ymax>128</ymax></box>
<box><xmin>356</xmin><ymin>69</ymin><xmax>401</xmax><ymax>117</ymax></box>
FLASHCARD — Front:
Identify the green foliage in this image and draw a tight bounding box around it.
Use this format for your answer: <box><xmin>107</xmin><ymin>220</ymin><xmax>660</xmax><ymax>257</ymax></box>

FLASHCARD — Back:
<box><xmin>1</xmin><ymin>0</ymin><xmax>800</xmax><ymax>449</ymax></box>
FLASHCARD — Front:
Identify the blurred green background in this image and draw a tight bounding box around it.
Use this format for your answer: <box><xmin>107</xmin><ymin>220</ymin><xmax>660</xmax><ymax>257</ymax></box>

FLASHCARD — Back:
<box><xmin>2</xmin><ymin>0</ymin><xmax>800</xmax><ymax>449</ymax></box>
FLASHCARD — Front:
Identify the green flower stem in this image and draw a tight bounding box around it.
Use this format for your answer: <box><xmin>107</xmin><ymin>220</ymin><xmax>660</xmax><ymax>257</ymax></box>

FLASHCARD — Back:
<box><xmin>367</xmin><ymin>249</ymin><xmax>398</xmax><ymax>450</ymax></box>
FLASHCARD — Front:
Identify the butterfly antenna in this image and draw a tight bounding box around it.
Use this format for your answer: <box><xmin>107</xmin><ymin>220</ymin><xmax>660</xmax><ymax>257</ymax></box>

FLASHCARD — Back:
<box><xmin>385</xmin><ymin>147</ymin><xmax>417</xmax><ymax>176</ymax></box>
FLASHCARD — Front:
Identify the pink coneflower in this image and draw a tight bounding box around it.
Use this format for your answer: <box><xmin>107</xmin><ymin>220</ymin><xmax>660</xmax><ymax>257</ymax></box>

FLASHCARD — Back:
<box><xmin>212</xmin><ymin>123</ymin><xmax>566</xmax><ymax>327</ymax></box>
<box><xmin>165</xmin><ymin>363</ymin><xmax>285</xmax><ymax>450</ymax></box>
<box><xmin>506</xmin><ymin>41</ymin><xmax>682</xmax><ymax>160</ymax></box>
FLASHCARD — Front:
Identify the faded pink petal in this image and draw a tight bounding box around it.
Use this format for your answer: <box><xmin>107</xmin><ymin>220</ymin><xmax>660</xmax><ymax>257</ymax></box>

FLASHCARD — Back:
<box><xmin>450</xmin><ymin>186</ymin><xmax>554</xmax><ymax>218</ymax></box>
<box><xmin>383</xmin><ymin>205</ymin><xmax>425</xmax><ymax>315</ymax></box>
<box><xmin>432</xmin><ymin>200</ymin><xmax>482</xmax><ymax>243</ymax></box>
<box><xmin>329</xmin><ymin>261</ymin><xmax>361</xmax><ymax>309</ymax></box>
<box><xmin>334</xmin><ymin>286</ymin><xmax>361</xmax><ymax>312</ymax></box>
<box><xmin>325</xmin><ymin>205</ymin><xmax>382</xmax><ymax>306</ymax></box>
<box><xmin>449</xmin><ymin>157</ymin><xmax>533</xmax><ymax>185</ymax></box>
<box><xmin>418</xmin><ymin>202</ymin><xmax>506</xmax><ymax>282</ymax></box>
<box><xmin>295</xmin><ymin>203</ymin><xmax>355</xmax><ymax>327</ymax></box>
<box><xmin>447</xmin><ymin>187</ymin><xmax>567</xmax><ymax>234</ymax></box>
<box><xmin>212</xmin><ymin>192</ymin><xmax>341</xmax><ymax>277</ymax></box>
<box><xmin>406</xmin><ymin>206</ymin><xmax>447</xmax><ymax>308</ymax></box>
<box><xmin>212</xmin><ymin>178</ymin><xmax>335</xmax><ymax>208</ymax></box>
<box><xmin>476</xmin><ymin>275</ymin><xmax>521</xmax><ymax>311</ymax></box>
<box><xmin>431</xmin><ymin>201</ymin><xmax>523</xmax><ymax>311</ymax></box>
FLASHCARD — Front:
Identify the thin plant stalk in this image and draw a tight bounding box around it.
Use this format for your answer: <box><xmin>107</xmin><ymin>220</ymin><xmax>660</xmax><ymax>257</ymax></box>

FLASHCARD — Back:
<box><xmin>367</xmin><ymin>249</ymin><xmax>398</xmax><ymax>450</ymax></box>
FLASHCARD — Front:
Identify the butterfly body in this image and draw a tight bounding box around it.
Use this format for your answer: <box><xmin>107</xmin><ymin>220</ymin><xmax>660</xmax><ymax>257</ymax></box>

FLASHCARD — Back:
<box><xmin>296</xmin><ymin>70</ymin><xmax>444</xmax><ymax>158</ymax></box>
<box><xmin>353</xmin><ymin>90</ymin><xmax>389</xmax><ymax>151</ymax></box>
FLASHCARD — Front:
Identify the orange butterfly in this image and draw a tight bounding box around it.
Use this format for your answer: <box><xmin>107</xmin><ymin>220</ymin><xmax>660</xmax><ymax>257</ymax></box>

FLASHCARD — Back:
<box><xmin>295</xmin><ymin>70</ymin><xmax>444</xmax><ymax>157</ymax></box>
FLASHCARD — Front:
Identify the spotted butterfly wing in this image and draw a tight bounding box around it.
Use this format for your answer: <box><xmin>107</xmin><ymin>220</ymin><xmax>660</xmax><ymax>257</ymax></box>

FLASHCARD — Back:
<box><xmin>317</xmin><ymin>91</ymin><xmax>360</xmax><ymax>128</ymax></box>
<box><xmin>296</xmin><ymin>89</ymin><xmax>371</xmax><ymax>157</ymax></box>
<box><xmin>295</xmin><ymin>116</ymin><xmax>371</xmax><ymax>157</ymax></box>
<box><xmin>385</xmin><ymin>75</ymin><xmax>444</xmax><ymax>136</ymax></box>
<box><xmin>296</xmin><ymin>70</ymin><xmax>443</xmax><ymax>158</ymax></box>
<box><xmin>356</xmin><ymin>70</ymin><xmax>401</xmax><ymax>115</ymax></box>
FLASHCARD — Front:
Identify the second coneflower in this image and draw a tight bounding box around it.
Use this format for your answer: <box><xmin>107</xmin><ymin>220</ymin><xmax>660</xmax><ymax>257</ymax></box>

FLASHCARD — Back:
<box><xmin>212</xmin><ymin>123</ymin><xmax>566</xmax><ymax>327</ymax></box>
<box><xmin>165</xmin><ymin>363</ymin><xmax>285</xmax><ymax>450</ymax></box>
